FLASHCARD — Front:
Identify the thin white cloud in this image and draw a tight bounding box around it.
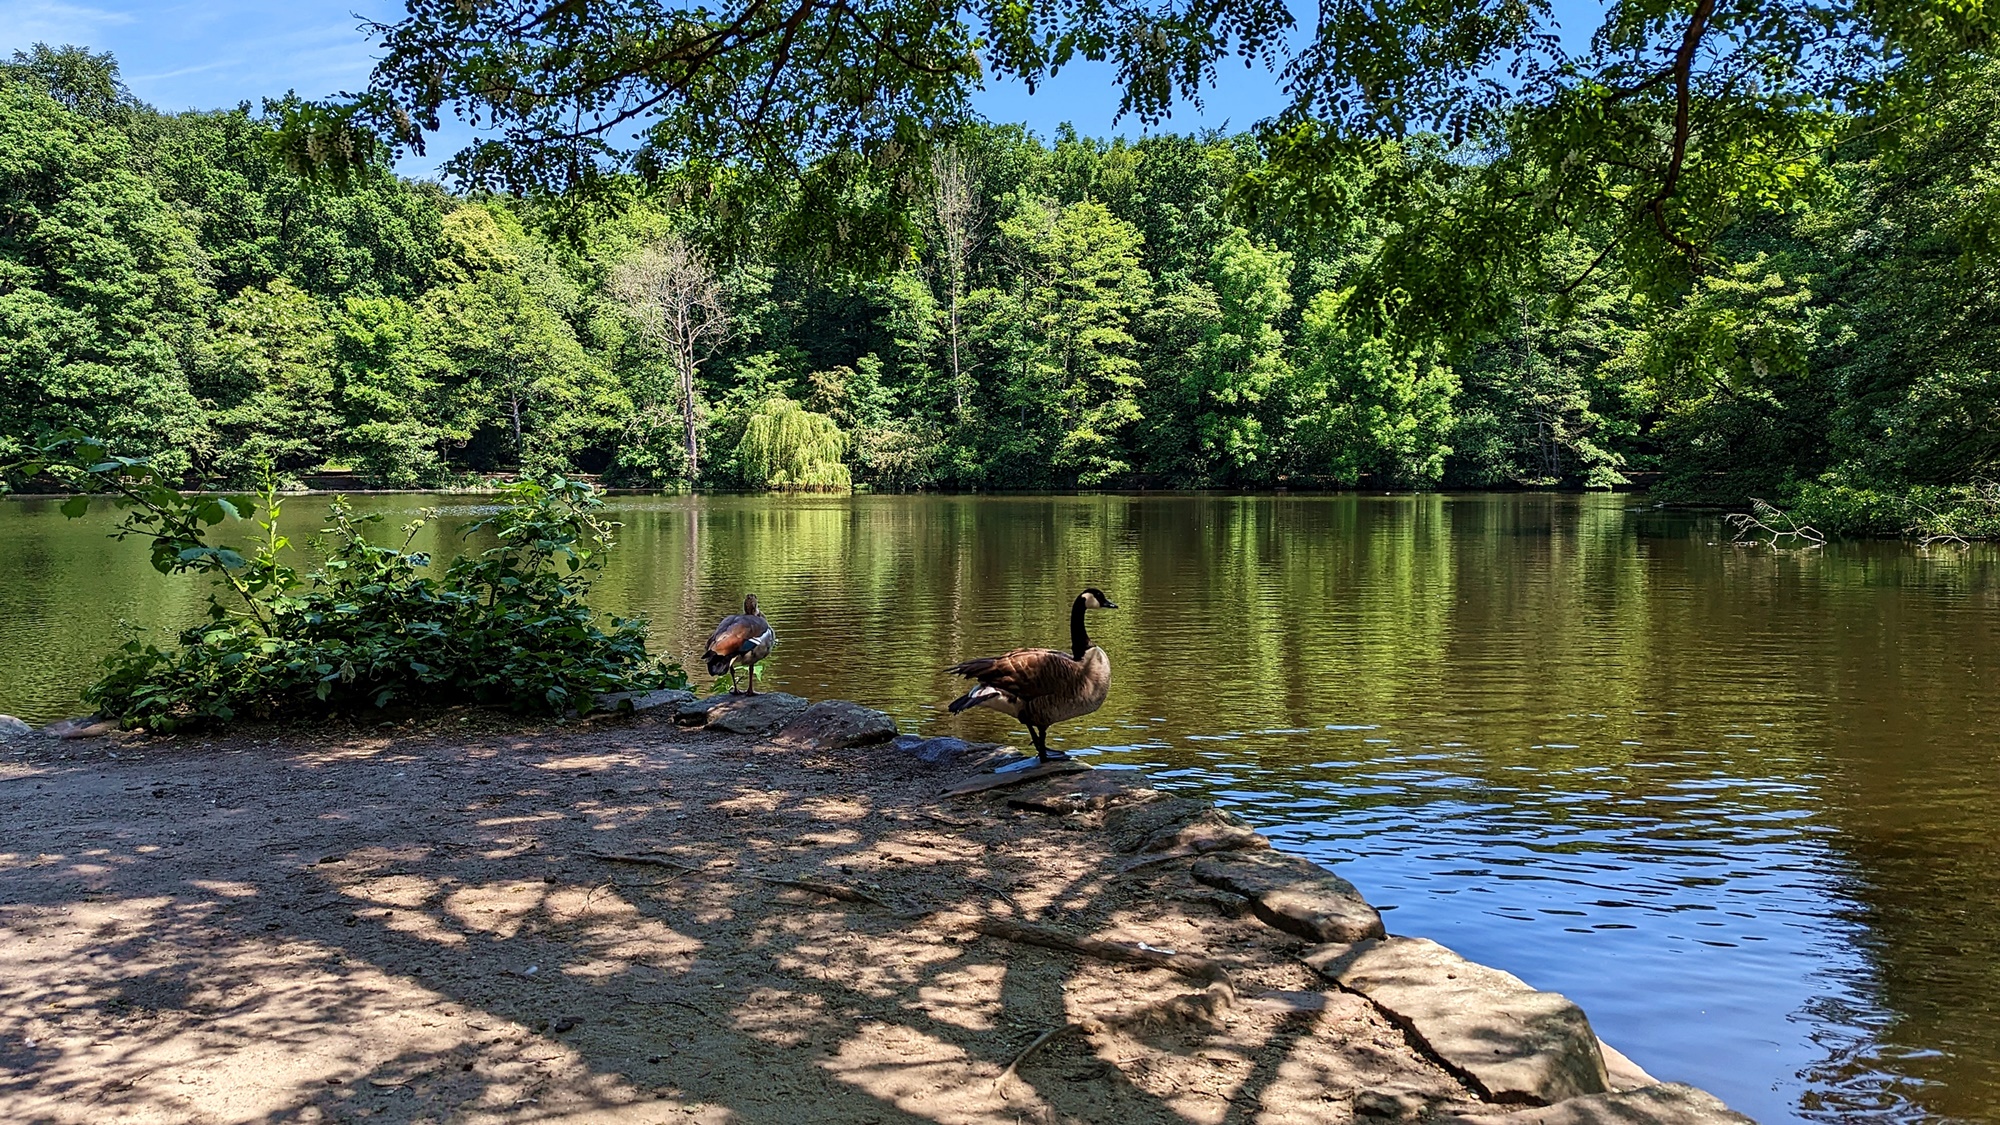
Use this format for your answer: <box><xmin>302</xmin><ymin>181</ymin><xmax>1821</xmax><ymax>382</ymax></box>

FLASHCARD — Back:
<box><xmin>0</xmin><ymin>0</ymin><xmax>135</xmax><ymax>49</ymax></box>
<box><xmin>128</xmin><ymin>59</ymin><xmax>227</xmax><ymax>81</ymax></box>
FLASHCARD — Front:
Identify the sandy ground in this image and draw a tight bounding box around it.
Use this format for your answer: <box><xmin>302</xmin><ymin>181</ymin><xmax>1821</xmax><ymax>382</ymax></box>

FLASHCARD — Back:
<box><xmin>0</xmin><ymin>710</ymin><xmax>1485</xmax><ymax>1124</ymax></box>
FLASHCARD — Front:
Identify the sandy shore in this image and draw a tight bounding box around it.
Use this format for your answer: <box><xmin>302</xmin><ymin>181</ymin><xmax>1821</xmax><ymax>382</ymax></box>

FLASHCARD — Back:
<box><xmin>0</xmin><ymin>698</ymin><xmax>1749</xmax><ymax>1124</ymax></box>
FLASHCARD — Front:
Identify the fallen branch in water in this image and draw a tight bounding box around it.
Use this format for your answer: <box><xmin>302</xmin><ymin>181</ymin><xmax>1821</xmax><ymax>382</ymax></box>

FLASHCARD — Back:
<box><xmin>1726</xmin><ymin>499</ymin><xmax>1825</xmax><ymax>548</ymax></box>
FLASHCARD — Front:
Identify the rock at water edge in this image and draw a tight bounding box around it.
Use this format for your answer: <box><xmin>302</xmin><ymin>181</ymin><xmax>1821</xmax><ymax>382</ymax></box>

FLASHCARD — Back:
<box><xmin>1138</xmin><ymin>809</ymin><xmax>1270</xmax><ymax>855</ymax></box>
<box><xmin>675</xmin><ymin>692</ymin><xmax>808</xmax><ymax>735</ymax></box>
<box><xmin>773</xmin><ymin>700</ymin><xmax>898</xmax><ymax>751</ymax></box>
<box><xmin>1451</xmin><ymin>1082</ymin><xmax>1756</xmax><ymax>1125</ymax></box>
<box><xmin>1005</xmin><ymin>770</ymin><xmax>1161</xmax><ymax>814</ymax></box>
<box><xmin>43</xmin><ymin>716</ymin><xmax>117</xmax><ymax>740</ymax></box>
<box><xmin>1600</xmin><ymin>1039</ymin><xmax>1659</xmax><ymax>1092</ymax></box>
<box><xmin>594</xmin><ymin>688</ymin><xmax>696</xmax><ymax>714</ymax></box>
<box><xmin>1192</xmin><ymin>851</ymin><xmax>1385</xmax><ymax>943</ymax></box>
<box><xmin>883</xmin><ymin>734</ymin><xmax>1011</xmax><ymax>766</ymax></box>
<box><xmin>0</xmin><ymin>715</ymin><xmax>34</xmax><ymax>741</ymax></box>
<box><xmin>1303</xmin><ymin>936</ymin><xmax>1609</xmax><ymax>1105</ymax></box>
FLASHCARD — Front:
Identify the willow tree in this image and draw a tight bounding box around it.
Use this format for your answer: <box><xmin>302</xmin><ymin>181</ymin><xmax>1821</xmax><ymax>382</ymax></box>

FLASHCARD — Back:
<box><xmin>608</xmin><ymin>237</ymin><xmax>726</xmax><ymax>483</ymax></box>
<box><xmin>736</xmin><ymin>397</ymin><xmax>851</xmax><ymax>492</ymax></box>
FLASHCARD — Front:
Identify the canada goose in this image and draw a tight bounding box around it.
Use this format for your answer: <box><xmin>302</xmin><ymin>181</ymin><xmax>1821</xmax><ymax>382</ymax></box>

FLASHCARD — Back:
<box><xmin>705</xmin><ymin>594</ymin><xmax>775</xmax><ymax>694</ymax></box>
<box><xmin>946</xmin><ymin>588</ymin><xmax>1117</xmax><ymax>762</ymax></box>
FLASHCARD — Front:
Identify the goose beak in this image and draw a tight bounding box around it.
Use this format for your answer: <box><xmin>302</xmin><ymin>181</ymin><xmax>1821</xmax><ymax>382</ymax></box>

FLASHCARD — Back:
<box><xmin>1100</xmin><ymin>597</ymin><xmax>1118</xmax><ymax>609</ymax></box>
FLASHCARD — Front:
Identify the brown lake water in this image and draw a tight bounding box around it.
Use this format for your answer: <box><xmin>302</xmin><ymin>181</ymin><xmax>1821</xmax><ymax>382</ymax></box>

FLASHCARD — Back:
<box><xmin>3</xmin><ymin>491</ymin><xmax>1998</xmax><ymax>1123</ymax></box>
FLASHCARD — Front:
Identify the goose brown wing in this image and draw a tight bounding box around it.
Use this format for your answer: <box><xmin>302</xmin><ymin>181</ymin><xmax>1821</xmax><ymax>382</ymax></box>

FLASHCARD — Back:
<box><xmin>706</xmin><ymin>614</ymin><xmax>767</xmax><ymax>658</ymax></box>
<box><xmin>946</xmin><ymin>647</ymin><xmax>1088</xmax><ymax>702</ymax></box>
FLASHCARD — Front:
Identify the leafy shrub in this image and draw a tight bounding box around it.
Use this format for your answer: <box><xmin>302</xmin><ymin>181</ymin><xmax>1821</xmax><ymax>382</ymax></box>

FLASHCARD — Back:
<box><xmin>1793</xmin><ymin>471</ymin><xmax>2000</xmax><ymax>542</ymax></box>
<box><xmin>8</xmin><ymin>436</ymin><xmax>684</xmax><ymax>730</ymax></box>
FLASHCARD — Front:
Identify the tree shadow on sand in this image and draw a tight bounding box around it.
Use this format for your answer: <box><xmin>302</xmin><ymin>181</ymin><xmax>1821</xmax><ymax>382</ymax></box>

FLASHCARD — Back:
<box><xmin>0</xmin><ymin>718</ymin><xmax>1476</xmax><ymax>1124</ymax></box>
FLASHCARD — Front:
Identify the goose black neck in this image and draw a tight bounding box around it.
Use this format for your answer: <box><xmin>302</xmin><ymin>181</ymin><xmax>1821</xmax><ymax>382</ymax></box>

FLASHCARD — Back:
<box><xmin>1071</xmin><ymin>595</ymin><xmax>1089</xmax><ymax>659</ymax></box>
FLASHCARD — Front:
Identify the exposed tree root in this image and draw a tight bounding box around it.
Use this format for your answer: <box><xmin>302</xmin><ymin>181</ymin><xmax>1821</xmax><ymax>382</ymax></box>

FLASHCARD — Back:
<box><xmin>967</xmin><ymin>878</ymin><xmax>1025</xmax><ymax>913</ymax></box>
<box><xmin>583</xmin><ymin>851</ymin><xmax>698</xmax><ymax>872</ymax></box>
<box><xmin>750</xmin><ymin>874</ymin><xmax>894</xmax><ymax>909</ymax></box>
<box><xmin>585</xmin><ymin>852</ymin><xmax>925</xmax><ymax>915</ymax></box>
<box><xmin>997</xmin><ymin>1020</ymin><xmax>1095</xmax><ymax>1087</ymax></box>
<box><xmin>969</xmin><ymin>915</ymin><xmax>1232</xmax><ymax>985</ymax></box>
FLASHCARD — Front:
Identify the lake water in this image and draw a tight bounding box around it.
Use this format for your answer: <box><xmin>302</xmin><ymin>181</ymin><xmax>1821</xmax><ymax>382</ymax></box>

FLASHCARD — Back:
<box><xmin>4</xmin><ymin>490</ymin><xmax>1998</xmax><ymax>1123</ymax></box>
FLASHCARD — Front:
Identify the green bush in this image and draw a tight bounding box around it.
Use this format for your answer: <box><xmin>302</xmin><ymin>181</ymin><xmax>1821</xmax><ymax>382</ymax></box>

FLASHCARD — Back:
<box><xmin>8</xmin><ymin>436</ymin><xmax>684</xmax><ymax>730</ymax></box>
<box><xmin>1791</xmin><ymin>471</ymin><xmax>2000</xmax><ymax>542</ymax></box>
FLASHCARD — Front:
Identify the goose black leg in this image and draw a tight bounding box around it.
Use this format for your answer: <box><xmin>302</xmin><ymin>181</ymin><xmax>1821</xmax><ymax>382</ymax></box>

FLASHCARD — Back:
<box><xmin>1031</xmin><ymin>726</ymin><xmax>1067</xmax><ymax>763</ymax></box>
<box><xmin>746</xmin><ymin>660</ymin><xmax>758</xmax><ymax>696</ymax></box>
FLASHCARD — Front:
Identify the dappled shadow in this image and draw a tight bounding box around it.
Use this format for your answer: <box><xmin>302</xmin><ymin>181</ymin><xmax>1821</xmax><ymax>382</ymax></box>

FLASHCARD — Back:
<box><xmin>0</xmin><ymin>717</ymin><xmax>1480</xmax><ymax>1123</ymax></box>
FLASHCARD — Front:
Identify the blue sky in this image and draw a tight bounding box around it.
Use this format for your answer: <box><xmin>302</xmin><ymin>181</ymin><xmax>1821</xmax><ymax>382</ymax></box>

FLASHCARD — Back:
<box><xmin>0</xmin><ymin>0</ymin><xmax>1596</xmax><ymax>179</ymax></box>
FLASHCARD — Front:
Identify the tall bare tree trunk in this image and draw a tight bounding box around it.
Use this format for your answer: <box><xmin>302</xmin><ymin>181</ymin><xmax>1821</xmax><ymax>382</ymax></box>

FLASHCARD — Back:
<box><xmin>679</xmin><ymin>341</ymin><xmax>700</xmax><ymax>482</ymax></box>
<box><xmin>929</xmin><ymin>146</ymin><xmax>982</xmax><ymax>418</ymax></box>
<box><xmin>607</xmin><ymin>235</ymin><xmax>727</xmax><ymax>488</ymax></box>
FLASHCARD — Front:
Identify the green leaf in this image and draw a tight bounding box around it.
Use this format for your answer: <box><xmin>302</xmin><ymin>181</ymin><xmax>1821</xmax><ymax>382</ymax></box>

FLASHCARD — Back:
<box><xmin>59</xmin><ymin>495</ymin><xmax>89</xmax><ymax>518</ymax></box>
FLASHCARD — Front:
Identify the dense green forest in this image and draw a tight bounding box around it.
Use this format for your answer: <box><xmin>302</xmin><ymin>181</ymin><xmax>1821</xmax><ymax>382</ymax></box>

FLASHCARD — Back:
<box><xmin>5</xmin><ymin>44</ymin><xmax>2000</xmax><ymax>536</ymax></box>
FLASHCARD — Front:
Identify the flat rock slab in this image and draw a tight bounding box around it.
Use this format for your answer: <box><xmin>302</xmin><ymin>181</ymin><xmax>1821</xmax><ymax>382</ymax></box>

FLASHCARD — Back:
<box><xmin>1303</xmin><ymin>936</ymin><xmax>1609</xmax><ymax>1105</ymax></box>
<box><xmin>594</xmin><ymin>688</ymin><xmax>697</xmax><ymax>714</ymax></box>
<box><xmin>883</xmin><ymin>735</ymin><xmax>1011</xmax><ymax>766</ymax></box>
<box><xmin>941</xmin><ymin>759</ymin><xmax>1090</xmax><ymax>798</ymax></box>
<box><xmin>773</xmin><ymin>701</ymin><xmax>899</xmax><ymax>751</ymax></box>
<box><xmin>1193</xmin><ymin>851</ymin><xmax>1386</xmax><ymax>944</ymax></box>
<box><xmin>674</xmin><ymin>692</ymin><xmax>808</xmax><ymax>735</ymax></box>
<box><xmin>1105</xmin><ymin>797</ymin><xmax>1216</xmax><ymax>851</ymax></box>
<box><xmin>43</xmin><ymin>716</ymin><xmax>115</xmax><ymax>740</ymax></box>
<box><xmin>1139</xmin><ymin>810</ymin><xmax>1270</xmax><ymax>855</ymax></box>
<box><xmin>1452</xmin><ymin>1083</ymin><xmax>1755</xmax><ymax>1125</ymax></box>
<box><xmin>1005</xmin><ymin>770</ymin><xmax>1161</xmax><ymax>814</ymax></box>
<box><xmin>1600</xmin><ymin>1039</ymin><xmax>1659</xmax><ymax>1092</ymax></box>
<box><xmin>1172</xmin><ymin>887</ymin><xmax>1253</xmax><ymax>917</ymax></box>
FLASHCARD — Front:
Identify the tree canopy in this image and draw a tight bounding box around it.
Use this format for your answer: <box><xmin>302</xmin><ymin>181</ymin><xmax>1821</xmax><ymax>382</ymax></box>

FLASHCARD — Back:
<box><xmin>299</xmin><ymin>0</ymin><xmax>2000</xmax><ymax>285</ymax></box>
<box><xmin>11</xmin><ymin>43</ymin><xmax>2000</xmax><ymax>538</ymax></box>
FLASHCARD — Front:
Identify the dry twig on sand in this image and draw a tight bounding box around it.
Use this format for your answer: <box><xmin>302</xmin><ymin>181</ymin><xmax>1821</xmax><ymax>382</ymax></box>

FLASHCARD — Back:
<box><xmin>969</xmin><ymin>916</ymin><xmax>1232</xmax><ymax>985</ymax></box>
<box><xmin>750</xmin><ymin>875</ymin><xmax>895</xmax><ymax>909</ymax></box>
<box><xmin>583</xmin><ymin>851</ymin><xmax>699</xmax><ymax>872</ymax></box>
